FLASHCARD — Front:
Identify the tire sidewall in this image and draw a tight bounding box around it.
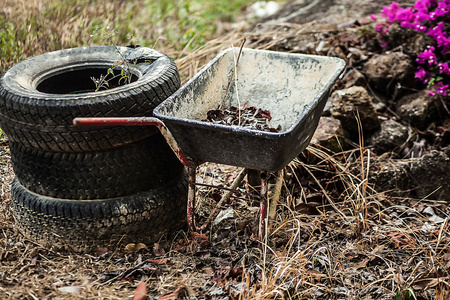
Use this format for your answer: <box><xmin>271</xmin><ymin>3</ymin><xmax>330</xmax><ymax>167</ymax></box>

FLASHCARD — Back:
<box><xmin>0</xmin><ymin>46</ymin><xmax>175</xmax><ymax>103</ymax></box>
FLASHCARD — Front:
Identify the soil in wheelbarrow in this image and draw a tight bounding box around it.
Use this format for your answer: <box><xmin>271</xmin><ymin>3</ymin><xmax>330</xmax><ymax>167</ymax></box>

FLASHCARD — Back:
<box><xmin>203</xmin><ymin>105</ymin><xmax>282</xmax><ymax>132</ymax></box>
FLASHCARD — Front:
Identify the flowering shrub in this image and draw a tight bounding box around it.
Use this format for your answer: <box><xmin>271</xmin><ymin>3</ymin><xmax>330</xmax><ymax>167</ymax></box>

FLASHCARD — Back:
<box><xmin>371</xmin><ymin>0</ymin><xmax>450</xmax><ymax>96</ymax></box>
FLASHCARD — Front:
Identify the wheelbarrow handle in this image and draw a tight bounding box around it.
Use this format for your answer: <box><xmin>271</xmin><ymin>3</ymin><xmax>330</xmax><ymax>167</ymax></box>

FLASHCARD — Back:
<box><xmin>73</xmin><ymin>117</ymin><xmax>192</xmax><ymax>167</ymax></box>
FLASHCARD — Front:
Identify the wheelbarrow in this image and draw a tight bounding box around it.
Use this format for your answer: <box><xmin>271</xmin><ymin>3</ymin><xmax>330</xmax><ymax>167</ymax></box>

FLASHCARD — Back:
<box><xmin>74</xmin><ymin>48</ymin><xmax>345</xmax><ymax>237</ymax></box>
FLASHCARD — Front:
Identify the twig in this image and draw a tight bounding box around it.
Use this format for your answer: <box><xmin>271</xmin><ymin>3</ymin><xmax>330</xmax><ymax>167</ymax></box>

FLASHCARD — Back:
<box><xmin>269</xmin><ymin>169</ymin><xmax>284</xmax><ymax>220</ymax></box>
<box><xmin>198</xmin><ymin>168</ymin><xmax>248</xmax><ymax>231</ymax></box>
<box><xmin>219</xmin><ymin>38</ymin><xmax>246</xmax><ymax>110</ymax></box>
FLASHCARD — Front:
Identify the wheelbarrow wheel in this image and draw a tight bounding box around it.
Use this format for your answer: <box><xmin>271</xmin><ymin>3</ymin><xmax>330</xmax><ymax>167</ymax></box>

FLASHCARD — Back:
<box><xmin>0</xmin><ymin>46</ymin><xmax>180</xmax><ymax>152</ymax></box>
<box><xmin>10</xmin><ymin>170</ymin><xmax>188</xmax><ymax>253</ymax></box>
<box><xmin>9</xmin><ymin>133</ymin><xmax>184</xmax><ymax>200</ymax></box>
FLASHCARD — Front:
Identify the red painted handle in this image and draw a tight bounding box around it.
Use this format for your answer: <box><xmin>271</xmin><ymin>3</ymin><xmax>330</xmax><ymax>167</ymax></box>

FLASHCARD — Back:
<box><xmin>73</xmin><ymin>117</ymin><xmax>191</xmax><ymax>166</ymax></box>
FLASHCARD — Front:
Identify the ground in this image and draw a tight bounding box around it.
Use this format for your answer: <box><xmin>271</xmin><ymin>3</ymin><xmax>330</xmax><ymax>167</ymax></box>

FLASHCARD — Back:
<box><xmin>1</xmin><ymin>0</ymin><xmax>450</xmax><ymax>299</ymax></box>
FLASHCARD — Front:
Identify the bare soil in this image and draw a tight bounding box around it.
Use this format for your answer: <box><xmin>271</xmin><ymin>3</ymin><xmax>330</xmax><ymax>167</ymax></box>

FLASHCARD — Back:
<box><xmin>203</xmin><ymin>106</ymin><xmax>281</xmax><ymax>132</ymax></box>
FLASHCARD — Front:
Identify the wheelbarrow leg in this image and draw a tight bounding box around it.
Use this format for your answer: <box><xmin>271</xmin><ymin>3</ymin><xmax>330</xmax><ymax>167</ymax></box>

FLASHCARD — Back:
<box><xmin>187</xmin><ymin>165</ymin><xmax>198</xmax><ymax>231</ymax></box>
<box><xmin>258</xmin><ymin>171</ymin><xmax>270</xmax><ymax>240</ymax></box>
<box><xmin>258</xmin><ymin>170</ymin><xmax>283</xmax><ymax>240</ymax></box>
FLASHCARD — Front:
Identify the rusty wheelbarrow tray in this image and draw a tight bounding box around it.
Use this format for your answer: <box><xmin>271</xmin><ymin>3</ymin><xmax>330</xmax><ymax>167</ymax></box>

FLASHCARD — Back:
<box><xmin>74</xmin><ymin>48</ymin><xmax>345</xmax><ymax>235</ymax></box>
<box><xmin>154</xmin><ymin>48</ymin><xmax>346</xmax><ymax>171</ymax></box>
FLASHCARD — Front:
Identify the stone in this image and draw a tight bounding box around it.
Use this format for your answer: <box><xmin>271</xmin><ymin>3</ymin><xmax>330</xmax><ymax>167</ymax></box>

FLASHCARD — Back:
<box><xmin>362</xmin><ymin>52</ymin><xmax>416</xmax><ymax>96</ymax></box>
<box><xmin>368</xmin><ymin>155</ymin><xmax>410</xmax><ymax>196</ymax></box>
<box><xmin>384</xmin><ymin>23</ymin><xmax>435</xmax><ymax>55</ymax></box>
<box><xmin>368</xmin><ymin>119</ymin><xmax>414</xmax><ymax>155</ymax></box>
<box><xmin>329</xmin><ymin>86</ymin><xmax>380</xmax><ymax>133</ymax></box>
<box><xmin>409</xmin><ymin>150</ymin><xmax>450</xmax><ymax>201</ymax></box>
<box><xmin>342</xmin><ymin>69</ymin><xmax>365</xmax><ymax>89</ymax></box>
<box><xmin>310</xmin><ymin>116</ymin><xmax>347</xmax><ymax>152</ymax></box>
<box><xmin>395</xmin><ymin>90</ymin><xmax>438</xmax><ymax>129</ymax></box>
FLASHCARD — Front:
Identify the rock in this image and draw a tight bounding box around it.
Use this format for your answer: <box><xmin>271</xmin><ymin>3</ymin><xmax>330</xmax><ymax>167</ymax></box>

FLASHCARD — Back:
<box><xmin>342</xmin><ymin>69</ymin><xmax>365</xmax><ymax>89</ymax></box>
<box><xmin>250</xmin><ymin>0</ymin><xmax>408</xmax><ymax>27</ymax></box>
<box><xmin>310</xmin><ymin>116</ymin><xmax>347</xmax><ymax>152</ymax></box>
<box><xmin>368</xmin><ymin>119</ymin><xmax>413</xmax><ymax>155</ymax></box>
<box><xmin>353</xmin><ymin>153</ymin><xmax>409</xmax><ymax>196</ymax></box>
<box><xmin>369</xmin><ymin>156</ymin><xmax>409</xmax><ymax>195</ymax></box>
<box><xmin>362</xmin><ymin>52</ymin><xmax>416</xmax><ymax>96</ymax></box>
<box><xmin>329</xmin><ymin>86</ymin><xmax>380</xmax><ymax>134</ymax></box>
<box><xmin>396</xmin><ymin>90</ymin><xmax>438</xmax><ymax>129</ymax></box>
<box><xmin>384</xmin><ymin>23</ymin><xmax>435</xmax><ymax>55</ymax></box>
<box><xmin>251</xmin><ymin>1</ymin><xmax>280</xmax><ymax>18</ymax></box>
<box><xmin>409</xmin><ymin>150</ymin><xmax>450</xmax><ymax>201</ymax></box>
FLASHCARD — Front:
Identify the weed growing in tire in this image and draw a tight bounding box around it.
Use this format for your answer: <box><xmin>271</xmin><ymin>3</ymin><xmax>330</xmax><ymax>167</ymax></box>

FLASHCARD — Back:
<box><xmin>371</xmin><ymin>0</ymin><xmax>450</xmax><ymax>96</ymax></box>
<box><xmin>89</xmin><ymin>27</ymin><xmax>137</xmax><ymax>92</ymax></box>
<box><xmin>90</xmin><ymin>47</ymin><xmax>136</xmax><ymax>92</ymax></box>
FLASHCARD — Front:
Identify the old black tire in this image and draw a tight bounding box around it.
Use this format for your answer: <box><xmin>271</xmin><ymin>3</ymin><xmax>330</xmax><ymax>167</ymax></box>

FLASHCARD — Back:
<box><xmin>0</xmin><ymin>46</ymin><xmax>180</xmax><ymax>152</ymax></box>
<box><xmin>11</xmin><ymin>171</ymin><xmax>188</xmax><ymax>252</ymax></box>
<box><xmin>10</xmin><ymin>133</ymin><xmax>184</xmax><ymax>200</ymax></box>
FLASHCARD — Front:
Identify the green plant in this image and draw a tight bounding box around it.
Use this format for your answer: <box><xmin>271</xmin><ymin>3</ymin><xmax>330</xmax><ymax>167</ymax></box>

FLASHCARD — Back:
<box><xmin>0</xmin><ymin>16</ymin><xmax>25</xmax><ymax>74</ymax></box>
<box><xmin>90</xmin><ymin>47</ymin><xmax>135</xmax><ymax>92</ymax></box>
<box><xmin>140</xmin><ymin>0</ymin><xmax>252</xmax><ymax>51</ymax></box>
<box><xmin>394</xmin><ymin>286</ymin><xmax>417</xmax><ymax>300</ymax></box>
<box><xmin>88</xmin><ymin>26</ymin><xmax>138</xmax><ymax>92</ymax></box>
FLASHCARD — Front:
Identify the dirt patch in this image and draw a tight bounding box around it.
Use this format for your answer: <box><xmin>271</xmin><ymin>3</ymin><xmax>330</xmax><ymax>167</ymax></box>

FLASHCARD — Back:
<box><xmin>251</xmin><ymin>0</ymin><xmax>416</xmax><ymax>27</ymax></box>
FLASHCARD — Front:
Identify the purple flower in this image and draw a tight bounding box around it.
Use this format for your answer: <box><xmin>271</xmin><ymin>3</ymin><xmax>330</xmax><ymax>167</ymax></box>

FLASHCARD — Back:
<box><xmin>434</xmin><ymin>1</ymin><xmax>450</xmax><ymax>17</ymax></box>
<box><xmin>427</xmin><ymin>22</ymin><xmax>446</xmax><ymax>40</ymax></box>
<box><xmin>416</xmin><ymin>46</ymin><xmax>437</xmax><ymax>65</ymax></box>
<box><xmin>435</xmin><ymin>81</ymin><xmax>449</xmax><ymax>96</ymax></box>
<box><xmin>438</xmin><ymin>62</ymin><xmax>450</xmax><ymax>75</ymax></box>
<box><xmin>379</xmin><ymin>40</ymin><xmax>389</xmax><ymax>48</ymax></box>
<box><xmin>382</xmin><ymin>2</ymin><xmax>401</xmax><ymax>22</ymax></box>
<box><xmin>375</xmin><ymin>0</ymin><xmax>449</xmax><ymax>96</ymax></box>
<box><xmin>414</xmin><ymin>0</ymin><xmax>439</xmax><ymax>13</ymax></box>
<box><xmin>375</xmin><ymin>24</ymin><xmax>385</xmax><ymax>33</ymax></box>
<box><xmin>415</xmin><ymin>68</ymin><xmax>432</xmax><ymax>83</ymax></box>
<box><xmin>440</xmin><ymin>36</ymin><xmax>450</xmax><ymax>54</ymax></box>
<box><xmin>414</xmin><ymin>23</ymin><xmax>428</xmax><ymax>32</ymax></box>
<box><xmin>414</xmin><ymin>11</ymin><xmax>431</xmax><ymax>22</ymax></box>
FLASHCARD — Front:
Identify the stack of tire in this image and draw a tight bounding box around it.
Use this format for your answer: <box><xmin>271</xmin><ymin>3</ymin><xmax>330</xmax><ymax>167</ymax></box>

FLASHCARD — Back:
<box><xmin>0</xmin><ymin>46</ymin><xmax>188</xmax><ymax>252</ymax></box>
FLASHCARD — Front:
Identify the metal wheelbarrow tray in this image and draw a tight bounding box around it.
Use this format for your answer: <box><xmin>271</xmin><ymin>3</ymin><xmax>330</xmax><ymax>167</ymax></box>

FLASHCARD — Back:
<box><xmin>153</xmin><ymin>48</ymin><xmax>345</xmax><ymax>172</ymax></box>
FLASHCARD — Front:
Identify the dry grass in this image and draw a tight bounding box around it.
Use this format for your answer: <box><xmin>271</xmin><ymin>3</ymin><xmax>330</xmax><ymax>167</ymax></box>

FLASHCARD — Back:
<box><xmin>2</xmin><ymin>128</ymin><xmax>450</xmax><ymax>298</ymax></box>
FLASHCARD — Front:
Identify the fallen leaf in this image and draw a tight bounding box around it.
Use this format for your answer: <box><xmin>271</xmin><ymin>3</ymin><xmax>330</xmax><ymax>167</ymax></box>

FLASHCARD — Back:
<box><xmin>387</xmin><ymin>230</ymin><xmax>417</xmax><ymax>249</ymax></box>
<box><xmin>189</xmin><ymin>232</ymin><xmax>210</xmax><ymax>248</ymax></box>
<box><xmin>203</xmin><ymin>266</ymin><xmax>214</xmax><ymax>277</ymax></box>
<box><xmin>125</xmin><ymin>243</ymin><xmax>148</xmax><ymax>254</ymax></box>
<box><xmin>172</xmin><ymin>238</ymin><xmax>187</xmax><ymax>252</ymax></box>
<box><xmin>393</xmin><ymin>273</ymin><xmax>405</xmax><ymax>285</ymax></box>
<box><xmin>30</xmin><ymin>256</ymin><xmax>38</xmax><ymax>266</ymax></box>
<box><xmin>214</xmin><ymin>207</ymin><xmax>235</xmax><ymax>224</ymax></box>
<box><xmin>153</xmin><ymin>243</ymin><xmax>166</xmax><ymax>256</ymax></box>
<box><xmin>158</xmin><ymin>286</ymin><xmax>186</xmax><ymax>300</ymax></box>
<box><xmin>147</xmin><ymin>258</ymin><xmax>168</xmax><ymax>265</ymax></box>
<box><xmin>94</xmin><ymin>246</ymin><xmax>109</xmax><ymax>256</ymax></box>
<box><xmin>354</xmin><ymin>257</ymin><xmax>370</xmax><ymax>269</ymax></box>
<box><xmin>236</xmin><ymin>220</ymin><xmax>250</xmax><ymax>231</ymax></box>
<box><xmin>307</xmin><ymin>270</ymin><xmax>326</xmax><ymax>281</ymax></box>
<box><xmin>133</xmin><ymin>281</ymin><xmax>147</xmax><ymax>300</ymax></box>
<box><xmin>213</xmin><ymin>265</ymin><xmax>231</xmax><ymax>283</ymax></box>
<box><xmin>229</xmin><ymin>266</ymin><xmax>243</xmax><ymax>279</ymax></box>
<box><xmin>413</xmin><ymin>276</ymin><xmax>449</xmax><ymax>290</ymax></box>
